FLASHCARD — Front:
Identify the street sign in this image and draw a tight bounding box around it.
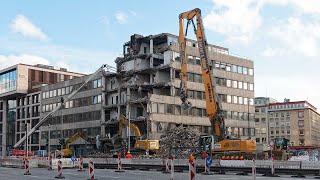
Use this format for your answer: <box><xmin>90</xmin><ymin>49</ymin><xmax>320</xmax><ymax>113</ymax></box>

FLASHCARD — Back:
<box><xmin>71</xmin><ymin>156</ymin><xmax>77</xmax><ymax>162</ymax></box>
<box><xmin>206</xmin><ymin>156</ymin><xmax>213</xmax><ymax>166</ymax></box>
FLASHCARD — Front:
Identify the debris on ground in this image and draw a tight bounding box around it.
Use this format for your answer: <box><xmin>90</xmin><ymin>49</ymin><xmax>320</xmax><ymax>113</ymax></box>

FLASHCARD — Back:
<box><xmin>158</xmin><ymin>125</ymin><xmax>201</xmax><ymax>158</ymax></box>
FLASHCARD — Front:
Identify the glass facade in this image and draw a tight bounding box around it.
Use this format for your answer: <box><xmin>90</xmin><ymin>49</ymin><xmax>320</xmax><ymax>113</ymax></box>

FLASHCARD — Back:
<box><xmin>0</xmin><ymin>69</ymin><xmax>17</xmax><ymax>94</ymax></box>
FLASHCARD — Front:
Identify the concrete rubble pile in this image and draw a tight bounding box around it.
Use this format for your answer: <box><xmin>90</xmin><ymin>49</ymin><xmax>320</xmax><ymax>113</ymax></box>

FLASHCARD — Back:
<box><xmin>158</xmin><ymin>125</ymin><xmax>201</xmax><ymax>158</ymax></box>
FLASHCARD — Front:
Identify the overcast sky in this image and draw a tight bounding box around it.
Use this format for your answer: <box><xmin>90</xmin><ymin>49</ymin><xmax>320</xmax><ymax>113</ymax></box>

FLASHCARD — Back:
<box><xmin>0</xmin><ymin>0</ymin><xmax>319</xmax><ymax>109</ymax></box>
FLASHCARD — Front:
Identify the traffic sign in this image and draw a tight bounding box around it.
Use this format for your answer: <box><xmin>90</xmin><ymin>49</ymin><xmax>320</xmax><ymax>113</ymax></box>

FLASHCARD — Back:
<box><xmin>71</xmin><ymin>156</ymin><xmax>77</xmax><ymax>162</ymax></box>
<box><xmin>206</xmin><ymin>156</ymin><xmax>213</xmax><ymax>166</ymax></box>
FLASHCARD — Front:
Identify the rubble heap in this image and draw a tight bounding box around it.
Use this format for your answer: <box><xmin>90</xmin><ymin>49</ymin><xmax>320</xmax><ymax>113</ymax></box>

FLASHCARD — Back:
<box><xmin>158</xmin><ymin>126</ymin><xmax>201</xmax><ymax>158</ymax></box>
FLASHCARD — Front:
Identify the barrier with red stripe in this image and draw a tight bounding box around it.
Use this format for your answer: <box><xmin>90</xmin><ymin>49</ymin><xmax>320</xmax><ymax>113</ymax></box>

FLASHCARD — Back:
<box><xmin>23</xmin><ymin>158</ymin><xmax>31</xmax><ymax>175</ymax></box>
<box><xmin>189</xmin><ymin>155</ymin><xmax>196</xmax><ymax>180</ymax></box>
<box><xmin>78</xmin><ymin>157</ymin><xmax>84</xmax><ymax>171</ymax></box>
<box><xmin>55</xmin><ymin>160</ymin><xmax>65</xmax><ymax>179</ymax></box>
<box><xmin>88</xmin><ymin>159</ymin><xmax>96</xmax><ymax>180</ymax></box>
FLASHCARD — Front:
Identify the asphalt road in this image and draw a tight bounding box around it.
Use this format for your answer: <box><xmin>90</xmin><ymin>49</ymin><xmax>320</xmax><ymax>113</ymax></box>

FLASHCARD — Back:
<box><xmin>0</xmin><ymin>166</ymin><xmax>315</xmax><ymax>180</ymax></box>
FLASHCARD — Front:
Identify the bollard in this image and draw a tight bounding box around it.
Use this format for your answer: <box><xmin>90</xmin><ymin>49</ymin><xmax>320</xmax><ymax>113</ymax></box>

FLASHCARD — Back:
<box><xmin>55</xmin><ymin>160</ymin><xmax>65</xmax><ymax>179</ymax></box>
<box><xmin>188</xmin><ymin>155</ymin><xmax>196</xmax><ymax>180</ymax></box>
<box><xmin>170</xmin><ymin>157</ymin><xmax>174</xmax><ymax>180</ymax></box>
<box><xmin>24</xmin><ymin>158</ymin><xmax>31</xmax><ymax>175</ymax></box>
<box><xmin>115</xmin><ymin>153</ymin><xmax>125</xmax><ymax>172</ymax></box>
<box><xmin>78</xmin><ymin>157</ymin><xmax>84</xmax><ymax>172</ymax></box>
<box><xmin>48</xmin><ymin>155</ymin><xmax>52</xmax><ymax>170</ymax></box>
<box><xmin>88</xmin><ymin>160</ymin><xmax>96</xmax><ymax>180</ymax></box>
<box><xmin>163</xmin><ymin>158</ymin><xmax>170</xmax><ymax>174</ymax></box>
<box><xmin>252</xmin><ymin>158</ymin><xmax>256</xmax><ymax>180</ymax></box>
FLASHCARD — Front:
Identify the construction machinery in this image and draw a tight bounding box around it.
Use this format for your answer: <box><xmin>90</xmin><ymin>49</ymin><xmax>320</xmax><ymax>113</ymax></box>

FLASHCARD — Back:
<box><xmin>118</xmin><ymin>114</ymin><xmax>159</xmax><ymax>155</ymax></box>
<box><xmin>58</xmin><ymin>132</ymin><xmax>87</xmax><ymax>157</ymax></box>
<box><xmin>178</xmin><ymin>8</ymin><xmax>256</xmax><ymax>158</ymax></box>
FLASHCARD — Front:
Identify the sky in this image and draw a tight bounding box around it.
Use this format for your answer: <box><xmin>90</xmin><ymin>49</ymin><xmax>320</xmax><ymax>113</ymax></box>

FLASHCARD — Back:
<box><xmin>0</xmin><ymin>0</ymin><xmax>319</xmax><ymax>109</ymax></box>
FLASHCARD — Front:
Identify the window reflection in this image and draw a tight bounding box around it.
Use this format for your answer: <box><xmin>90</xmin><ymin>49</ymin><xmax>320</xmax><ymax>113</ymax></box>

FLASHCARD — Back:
<box><xmin>0</xmin><ymin>69</ymin><xmax>17</xmax><ymax>94</ymax></box>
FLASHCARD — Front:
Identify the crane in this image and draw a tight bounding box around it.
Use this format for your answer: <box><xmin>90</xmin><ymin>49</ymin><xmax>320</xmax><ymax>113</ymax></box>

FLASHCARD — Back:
<box><xmin>179</xmin><ymin>8</ymin><xmax>224</xmax><ymax>142</ymax></box>
<box><xmin>14</xmin><ymin>64</ymin><xmax>116</xmax><ymax>148</ymax></box>
<box><xmin>178</xmin><ymin>8</ymin><xmax>256</xmax><ymax>156</ymax></box>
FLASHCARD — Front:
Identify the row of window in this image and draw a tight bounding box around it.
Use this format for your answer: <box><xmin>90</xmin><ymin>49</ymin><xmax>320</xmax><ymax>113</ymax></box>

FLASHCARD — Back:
<box><xmin>17</xmin><ymin>105</ymin><xmax>40</xmax><ymax>119</ymax></box>
<box><xmin>41</xmin><ymin>127</ymin><xmax>101</xmax><ymax>139</ymax></box>
<box><xmin>150</xmin><ymin>102</ymin><xmax>254</xmax><ymax>121</ymax></box>
<box><xmin>151</xmin><ymin>102</ymin><xmax>207</xmax><ymax>117</ymax></box>
<box><xmin>213</xmin><ymin>60</ymin><xmax>254</xmax><ymax>76</ymax></box>
<box><xmin>269</xmin><ymin>103</ymin><xmax>305</xmax><ymax>110</ymax></box>
<box><xmin>42</xmin><ymin>111</ymin><xmax>101</xmax><ymax>126</ymax></box>
<box><xmin>172</xmin><ymin>52</ymin><xmax>254</xmax><ymax>76</ymax></box>
<box><xmin>42</xmin><ymin>95</ymin><xmax>102</xmax><ymax>112</ymax></box>
<box><xmin>175</xmin><ymin>72</ymin><xmax>254</xmax><ymax>91</ymax></box>
<box><xmin>42</xmin><ymin>78</ymin><xmax>102</xmax><ymax>100</ymax></box>
<box><xmin>17</xmin><ymin>94</ymin><xmax>40</xmax><ymax>107</ymax></box>
<box><xmin>173</xmin><ymin>88</ymin><xmax>254</xmax><ymax>105</ymax></box>
<box><xmin>215</xmin><ymin>77</ymin><xmax>254</xmax><ymax>91</ymax></box>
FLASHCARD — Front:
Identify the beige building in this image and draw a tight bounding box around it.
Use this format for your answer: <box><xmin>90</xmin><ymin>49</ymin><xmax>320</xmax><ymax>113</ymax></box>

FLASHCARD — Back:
<box><xmin>109</xmin><ymin>33</ymin><xmax>255</xmax><ymax>140</ymax></box>
<box><xmin>255</xmin><ymin>97</ymin><xmax>320</xmax><ymax>149</ymax></box>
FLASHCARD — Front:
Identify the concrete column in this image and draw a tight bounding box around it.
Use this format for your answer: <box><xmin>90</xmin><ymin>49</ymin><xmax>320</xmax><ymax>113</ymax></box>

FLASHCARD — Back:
<box><xmin>2</xmin><ymin>100</ymin><xmax>7</xmax><ymax>157</ymax></box>
<box><xmin>100</xmin><ymin>76</ymin><xmax>106</xmax><ymax>137</ymax></box>
<box><xmin>150</xmin><ymin>38</ymin><xmax>154</xmax><ymax>68</ymax></box>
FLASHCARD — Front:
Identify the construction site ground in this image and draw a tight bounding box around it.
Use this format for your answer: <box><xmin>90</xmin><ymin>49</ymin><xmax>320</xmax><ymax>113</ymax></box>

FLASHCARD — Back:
<box><xmin>0</xmin><ymin>166</ymin><xmax>311</xmax><ymax>180</ymax></box>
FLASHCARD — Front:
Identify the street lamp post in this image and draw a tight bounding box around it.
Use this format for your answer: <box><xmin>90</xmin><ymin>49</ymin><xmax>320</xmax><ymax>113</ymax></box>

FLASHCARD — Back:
<box><xmin>25</xmin><ymin>122</ymin><xmax>28</xmax><ymax>158</ymax></box>
<box><xmin>48</xmin><ymin>124</ymin><xmax>51</xmax><ymax>156</ymax></box>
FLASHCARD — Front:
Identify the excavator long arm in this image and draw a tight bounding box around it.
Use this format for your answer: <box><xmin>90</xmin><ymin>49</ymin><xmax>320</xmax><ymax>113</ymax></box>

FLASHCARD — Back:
<box><xmin>179</xmin><ymin>8</ymin><xmax>225</xmax><ymax>141</ymax></box>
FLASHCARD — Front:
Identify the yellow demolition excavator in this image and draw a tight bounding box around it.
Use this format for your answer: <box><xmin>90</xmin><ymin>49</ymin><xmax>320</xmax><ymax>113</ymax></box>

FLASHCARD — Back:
<box><xmin>178</xmin><ymin>8</ymin><xmax>256</xmax><ymax>159</ymax></box>
<box><xmin>118</xmin><ymin>114</ymin><xmax>159</xmax><ymax>155</ymax></box>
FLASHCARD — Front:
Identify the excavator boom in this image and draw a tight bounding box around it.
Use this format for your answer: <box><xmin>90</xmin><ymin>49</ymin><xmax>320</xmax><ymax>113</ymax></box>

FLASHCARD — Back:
<box><xmin>179</xmin><ymin>8</ymin><xmax>224</xmax><ymax>141</ymax></box>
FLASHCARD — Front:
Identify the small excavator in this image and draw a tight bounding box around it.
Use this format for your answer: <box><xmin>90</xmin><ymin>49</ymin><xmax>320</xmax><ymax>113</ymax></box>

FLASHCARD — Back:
<box><xmin>178</xmin><ymin>8</ymin><xmax>256</xmax><ymax>159</ymax></box>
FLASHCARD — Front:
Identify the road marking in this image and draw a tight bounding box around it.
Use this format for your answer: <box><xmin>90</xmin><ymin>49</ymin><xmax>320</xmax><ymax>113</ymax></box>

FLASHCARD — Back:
<box><xmin>95</xmin><ymin>175</ymin><xmax>120</xmax><ymax>179</ymax></box>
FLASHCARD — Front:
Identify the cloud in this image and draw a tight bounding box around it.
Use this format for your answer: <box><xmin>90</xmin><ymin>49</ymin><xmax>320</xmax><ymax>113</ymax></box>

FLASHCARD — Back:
<box><xmin>268</xmin><ymin>17</ymin><xmax>320</xmax><ymax>57</ymax></box>
<box><xmin>0</xmin><ymin>38</ymin><xmax>118</xmax><ymax>72</ymax></box>
<box><xmin>115</xmin><ymin>11</ymin><xmax>128</xmax><ymax>24</ymax></box>
<box><xmin>10</xmin><ymin>14</ymin><xmax>48</xmax><ymax>40</ymax></box>
<box><xmin>204</xmin><ymin>0</ymin><xmax>264</xmax><ymax>44</ymax></box>
<box><xmin>0</xmin><ymin>54</ymin><xmax>50</xmax><ymax>69</ymax></box>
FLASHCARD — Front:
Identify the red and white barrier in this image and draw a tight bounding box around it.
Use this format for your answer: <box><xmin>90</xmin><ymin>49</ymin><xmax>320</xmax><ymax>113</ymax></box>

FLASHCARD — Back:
<box><xmin>78</xmin><ymin>157</ymin><xmax>84</xmax><ymax>171</ymax></box>
<box><xmin>163</xmin><ymin>158</ymin><xmax>170</xmax><ymax>173</ymax></box>
<box><xmin>55</xmin><ymin>160</ymin><xmax>65</xmax><ymax>179</ymax></box>
<box><xmin>252</xmin><ymin>158</ymin><xmax>256</xmax><ymax>180</ymax></box>
<box><xmin>24</xmin><ymin>158</ymin><xmax>31</xmax><ymax>175</ymax></box>
<box><xmin>115</xmin><ymin>153</ymin><xmax>125</xmax><ymax>172</ymax></box>
<box><xmin>170</xmin><ymin>157</ymin><xmax>174</xmax><ymax>180</ymax></box>
<box><xmin>271</xmin><ymin>156</ymin><xmax>275</xmax><ymax>175</ymax></box>
<box><xmin>189</xmin><ymin>156</ymin><xmax>196</xmax><ymax>180</ymax></box>
<box><xmin>88</xmin><ymin>160</ymin><xmax>95</xmax><ymax>180</ymax></box>
<box><xmin>48</xmin><ymin>155</ymin><xmax>52</xmax><ymax>170</ymax></box>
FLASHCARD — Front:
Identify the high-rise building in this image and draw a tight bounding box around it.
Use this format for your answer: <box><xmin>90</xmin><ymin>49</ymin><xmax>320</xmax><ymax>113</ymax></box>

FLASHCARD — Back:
<box><xmin>0</xmin><ymin>64</ymin><xmax>84</xmax><ymax>156</ymax></box>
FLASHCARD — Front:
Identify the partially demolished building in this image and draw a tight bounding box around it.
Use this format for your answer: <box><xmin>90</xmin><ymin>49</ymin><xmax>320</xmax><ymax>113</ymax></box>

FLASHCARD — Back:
<box><xmin>105</xmin><ymin>33</ymin><xmax>255</xmax><ymax>141</ymax></box>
